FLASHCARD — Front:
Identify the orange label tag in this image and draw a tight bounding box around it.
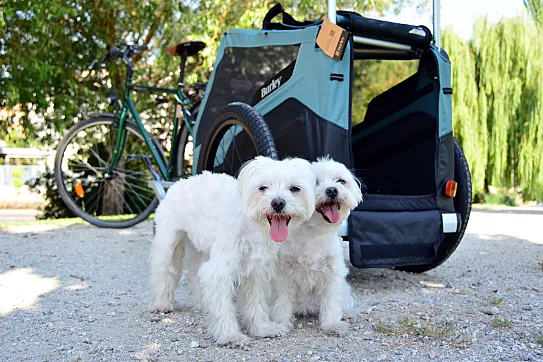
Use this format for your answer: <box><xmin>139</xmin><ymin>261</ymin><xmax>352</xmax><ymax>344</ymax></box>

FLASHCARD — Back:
<box><xmin>316</xmin><ymin>16</ymin><xmax>349</xmax><ymax>60</ymax></box>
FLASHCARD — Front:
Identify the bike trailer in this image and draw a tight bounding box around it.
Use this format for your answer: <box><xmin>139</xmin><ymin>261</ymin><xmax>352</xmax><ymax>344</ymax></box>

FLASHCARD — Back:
<box><xmin>193</xmin><ymin>4</ymin><xmax>471</xmax><ymax>272</ymax></box>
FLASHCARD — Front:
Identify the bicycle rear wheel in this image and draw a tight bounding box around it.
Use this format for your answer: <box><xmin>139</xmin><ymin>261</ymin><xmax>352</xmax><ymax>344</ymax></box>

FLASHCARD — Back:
<box><xmin>54</xmin><ymin>117</ymin><xmax>165</xmax><ymax>228</ymax></box>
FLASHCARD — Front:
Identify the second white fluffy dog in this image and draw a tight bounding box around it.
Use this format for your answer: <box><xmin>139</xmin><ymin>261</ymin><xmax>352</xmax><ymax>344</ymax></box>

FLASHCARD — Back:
<box><xmin>150</xmin><ymin>156</ymin><xmax>316</xmax><ymax>345</ymax></box>
<box><xmin>271</xmin><ymin>157</ymin><xmax>363</xmax><ymax>333</ymax></box>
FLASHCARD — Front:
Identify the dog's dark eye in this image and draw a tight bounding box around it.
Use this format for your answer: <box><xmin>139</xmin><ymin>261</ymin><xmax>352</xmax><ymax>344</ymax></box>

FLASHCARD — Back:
<box><xmin>316</xmin><ymin>179</ymin><xmax>320</xmax><ymax>186</ymax></box>
<box><xmin>289</xmin><ymin>186</ymin><xmax>301</xmax><ymax>193</ymax></box>
<box><xmin>337</xmin><ymin>179</ymin><xmax>347</xmax><ymax>185</ymax></box>
<box><xmin>258</xmin><ymin>186</ymin><xmax>268</xmax><ymax>191</ymax></box>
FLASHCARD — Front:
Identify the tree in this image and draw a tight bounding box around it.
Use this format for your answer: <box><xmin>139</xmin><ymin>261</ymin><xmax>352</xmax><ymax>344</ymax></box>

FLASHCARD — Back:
<box><xmin>471</xmin><ymin>16</ymin><xmax>543</xmax><ymax>200</ymax></box>
<box><xmin>442</xmin><ymin>30</ymin><xmax>488</xmax><ymax>199</ymax></box>
<box><xmin>1</xmin><ymin>0</ymin><xmax>175</xmax><ymax>146</ymax></box>
<box><xmin>524</xmin><ymin>0</ymin><xmax>543</xmax><ymax>27</ymax></box>
<box><xmin>1</xmin><ymin>0</ymin><xmax>421</xmax><ymax>149</ymax></box>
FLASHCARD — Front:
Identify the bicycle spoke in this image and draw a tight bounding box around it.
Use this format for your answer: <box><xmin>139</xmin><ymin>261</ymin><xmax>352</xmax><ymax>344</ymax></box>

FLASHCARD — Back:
<box><xmin>230</xmin><ymin>126</ymin><xmax>243</xmax><ymax>170</ymax></box>
<box><xmin>124</xmin><ymin>181</ymin><xmax>154</xmax><ymax>201</ymax></box>
<box><xmin>112</xmin><ymin>183</ymin><xmax>136</xmax><ymax>216</ymax></box>
<box><xmin>86</xmin><ymin>184</ymin><xmax>103</xmax><ymax>215</ymax></box>
<box><xmin>229</xmin><ymin>127</ymin><xmax>236</xmax><ymax>172</ymax></box>
<box><xmin>89</xmin><ymin>147</ymin><xmax>110</xmax><ymax>168</ymax></box>
<box><xmin>68</xmin><ymin>156</ymin><xmax>103</xmax><ymax>176</ymax></box>
<box><xmin>124</xmin><ymin>183</ymin><xmax>152</xmax><ymax>211</ymax></box>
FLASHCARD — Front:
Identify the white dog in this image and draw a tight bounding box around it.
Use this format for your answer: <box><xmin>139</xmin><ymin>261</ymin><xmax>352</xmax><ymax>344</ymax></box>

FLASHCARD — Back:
<box><xmin>271</xmin><ymin>157</ymin><xmax>363</xmax><ymax>333</ymax></box>
<box><xmin>150</xmin><ymin>156</ymin><xmax>316</xmax><ymax>345</ymax></box>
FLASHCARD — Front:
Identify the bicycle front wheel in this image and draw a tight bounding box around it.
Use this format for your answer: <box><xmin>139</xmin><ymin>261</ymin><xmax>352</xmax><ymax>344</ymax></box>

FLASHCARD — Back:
<box><xmin>54</xmin><ymin>117</ymin><xmax>165</xmax><ymax>228</ymax></box>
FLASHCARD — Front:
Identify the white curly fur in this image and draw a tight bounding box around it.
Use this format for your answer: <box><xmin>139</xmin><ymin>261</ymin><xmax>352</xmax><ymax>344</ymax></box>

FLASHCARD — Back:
<box><xmin>149</xmin><ymin>156</ymin><xmax>316</xmax><ymax>346</ymax></box>
<box><xmin>271</xmin><ymin>157</ymin><xmax>363</xmax><ymax>334</ymax></box>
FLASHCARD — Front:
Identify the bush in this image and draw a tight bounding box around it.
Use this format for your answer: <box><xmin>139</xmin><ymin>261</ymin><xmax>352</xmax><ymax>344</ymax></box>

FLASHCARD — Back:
<box><xmin>11</xmin><ymin>166</ymin><xmax>24</xmax><ymax>189</ymax></box>
<box><xmin>483</xmin><ymin>188</ymin><xmax>520</xmax><ymax>207</ymax></box>
<box><xmin>25</xmin><ymin>167</ymin><xmax>75</xmax><ymax>219</ymax></box>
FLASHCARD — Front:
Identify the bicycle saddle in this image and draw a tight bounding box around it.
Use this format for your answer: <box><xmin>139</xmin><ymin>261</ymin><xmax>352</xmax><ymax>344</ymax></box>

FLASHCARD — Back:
<box><xmin>166</xmin><ymin>40</ymin><xmax>206</xmax><ymax>57</ymax></box>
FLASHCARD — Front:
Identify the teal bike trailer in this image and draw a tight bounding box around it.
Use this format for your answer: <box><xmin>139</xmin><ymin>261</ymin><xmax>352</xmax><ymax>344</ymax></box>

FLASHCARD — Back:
<box><xmin>192</xmin><ymin>1</ymin><xmax>472</xmax><ymax>273</ymax></box>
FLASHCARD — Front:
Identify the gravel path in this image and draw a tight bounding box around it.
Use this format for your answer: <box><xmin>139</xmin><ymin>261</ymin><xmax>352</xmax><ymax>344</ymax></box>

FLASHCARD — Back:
<box><xmin>1</xmin><ymin>208</ymin><xmax>542</xmax><ymax>361</ymax></box>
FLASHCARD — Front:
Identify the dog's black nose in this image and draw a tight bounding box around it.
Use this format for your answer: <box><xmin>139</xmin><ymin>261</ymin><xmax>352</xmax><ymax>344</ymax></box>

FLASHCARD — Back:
<box><xmin>271</xmin><ymin>198</ymin><xmax>286</xmax><ymax>212</ymax></box>
<box><xmin>326</xmin><ymin>187</ymin><xmax>338</xmax><ymax>199</ymax></box>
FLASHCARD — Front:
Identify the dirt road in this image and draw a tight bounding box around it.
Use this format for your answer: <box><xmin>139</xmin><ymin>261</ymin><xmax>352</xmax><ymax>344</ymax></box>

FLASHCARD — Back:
<box><xmin>1</xmin><ymin>207</ymin><xmax>542</xmax><ymax>361</ymax></box>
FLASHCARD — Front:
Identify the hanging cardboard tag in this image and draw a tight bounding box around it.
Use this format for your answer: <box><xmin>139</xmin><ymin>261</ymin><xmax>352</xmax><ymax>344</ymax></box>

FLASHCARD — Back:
<box><xmin>316</xmin><ymin>16</ymin><xmax>349</xmax><ymax>60</ymax></box>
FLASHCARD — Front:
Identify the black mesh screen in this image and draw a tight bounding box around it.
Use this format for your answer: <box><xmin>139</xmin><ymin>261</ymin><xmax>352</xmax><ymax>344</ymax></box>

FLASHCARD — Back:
<box><xmin>196</xmin><ymin>45</ymin><xmax>300</xmax><ymax>148</ymax></box>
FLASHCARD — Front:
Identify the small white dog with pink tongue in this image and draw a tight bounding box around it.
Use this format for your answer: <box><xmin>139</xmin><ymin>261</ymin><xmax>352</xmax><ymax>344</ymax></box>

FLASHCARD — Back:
<box><xmin>271</xmin><ymin>157</ymin><xmax>363</xmax><ymax>334</ymax></box>
<box><xmin>149</xmin><ymin>156</ymin><xmax>316</xmax><ymax>346</ymax></box>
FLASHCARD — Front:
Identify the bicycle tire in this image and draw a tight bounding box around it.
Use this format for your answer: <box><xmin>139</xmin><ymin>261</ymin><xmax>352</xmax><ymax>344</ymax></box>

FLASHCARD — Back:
<box><xmin>54</xmin><ymin>117</ymin><xmax>165</xmax><ymax>228</ymax></box>
<box><xmin>173</xmin><ymin>102</ymin><xmax>199</xmax><ymax>178</ymax></box>
<box><xmin>197</xmin><ymin>102</ymin><xmax>278</xmax><ymax>175</ymax></box>
<box><xmin>397</xmin><ymin>138</ymin><xmax>472</xmax><ymax>273</ymax></box>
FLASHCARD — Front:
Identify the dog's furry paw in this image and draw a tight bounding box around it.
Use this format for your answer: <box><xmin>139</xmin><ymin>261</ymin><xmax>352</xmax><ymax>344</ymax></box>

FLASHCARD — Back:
<box><xmin>215</xmin><ymin>333</ymin><xmax>252</xmax><ymax>347</ymax></box>
<box><xmin>149</xmin><ymin>301</ymin><xmax>174</xmax><ymax>313</ymax></box>
<box><xmin>250</xmin><ymin>322</ymin><xmax>290</xmax><ymax>338</ymax></box>
<box><xmin>342</xmin><ymin>304</ymin><xmax>362</xmax><ymax>319</ymax></box>
<box><xmin>321</xmin><ymin>321</ymin><xmax>349</xmax><ymax>335</ymax></box>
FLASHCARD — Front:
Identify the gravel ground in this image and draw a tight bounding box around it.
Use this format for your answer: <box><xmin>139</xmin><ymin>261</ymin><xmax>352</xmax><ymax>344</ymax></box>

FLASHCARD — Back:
<box><xmin>1</xmin><ymin>208</ymin><xmax>542</xmax><ymax>362</ymax></box>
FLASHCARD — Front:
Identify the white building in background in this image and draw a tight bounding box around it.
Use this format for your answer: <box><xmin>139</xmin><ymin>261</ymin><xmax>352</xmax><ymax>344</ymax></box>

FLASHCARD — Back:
<box><xmin>0</xmin><ymin>141</ymin><xmax>52</xmax><ymax>188</ymax></box>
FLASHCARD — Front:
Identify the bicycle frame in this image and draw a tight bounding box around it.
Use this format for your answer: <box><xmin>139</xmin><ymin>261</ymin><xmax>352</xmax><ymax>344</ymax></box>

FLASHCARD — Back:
<box><xmin>105</xmin><ymin>81</ymin><xmax>196</xmax><ymax>181</ymax></box>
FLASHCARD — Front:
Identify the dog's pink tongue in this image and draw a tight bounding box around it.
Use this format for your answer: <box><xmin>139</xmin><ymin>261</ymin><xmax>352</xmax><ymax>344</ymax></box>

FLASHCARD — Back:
<box><xmin>323</xmin><ymin>204</ymin><xmax>341</xmax><ymax>223</ymax></box>
<box><xmin>269</xmin><ymin>216</ymin><xmax>288</xmax><ymax>242</ymax></box>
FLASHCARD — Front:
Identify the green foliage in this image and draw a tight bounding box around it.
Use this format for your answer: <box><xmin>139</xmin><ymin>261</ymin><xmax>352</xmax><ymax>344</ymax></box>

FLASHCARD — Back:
<box><xmin>491</xmin><ymin>317</ymin><xmax>513</xmax><ymax>329</ymax></box>
<box><xmin>373</xmin><ymin>317</ymin><xmax>454</xmax><ymax>340</ymax></box>
<box><xmin>1</xmin><ymin>0</ymin><xmax>175</xmax><ymax>146</ymax></box>
<box><xmin>1</xmin><ymin>0</ymin><xmax>413</xmax><ymax>150</ymax></box>
<box><xmin>488</xmin><ymin>295</ymin><xmax>504</xmax><ymax>307</ymax></box>
<box><xmin>524</xmin><ymin>0</ymin><xmax>543</xmax><ymax>27</ymax></box>
<box><xmin>442</xmin><ymin>30</ymin><xmax>488</xmax><ymax>199</ymax></box>
<box><xmin>442</xmin><ymin>16</ymin><xmax>543</xmax><ymax>201</ymax></box>
<box><xmin>352</xmin><ymin>59</ymin><xmax>418</xmax><ymax>126</ymax></box>
<box><xmin>26</xmin><ymin>167</ymin><xmax>76</xmax><ymax>219</ymax></box>
<box><xmin>10</xmin><ymin>166</ymin><xmax>24</xmax><ymax>189</ymax></box>
<box><xmin>484</xmin><ymin>189</ymin><xmax>519</xmax><ymax>207</ymax></box>
<box><xmin>472</xmin><ymin>17</ymin><xmax>543</xmax><ymax>201</ymax></box>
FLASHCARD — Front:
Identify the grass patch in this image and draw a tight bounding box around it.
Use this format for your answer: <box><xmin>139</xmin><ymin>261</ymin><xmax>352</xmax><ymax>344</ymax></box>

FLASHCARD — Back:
<box><xmin>373</xmin><ymin>317</ymin><xmax>453</xmax><ymax>340</ymax></box>
<box><xmin>536</xmin><ymin>334</ymin><xmax>543</xmax><ymax>346</ymax></box>
<box><xmin>492</xmin><ymin>317</ymin><xmax>512</xmax><ymax>328</ymax></box>
<box><xmin>482</xmin><ymin>189</ymin><xmax>519</xmax><ymax>207</ymax></box>
<box><xmin>373</xmin><ymin>321</ymin><xmax>399</xmax><ymax>336</ymax></box>
<box><xmin>489</xmin><ymin>295</ymin><xmax>504</xmax><ymax>306</ymax></box>
<box><xmin>398</xmin><ymin>317</ymin><xmax>453</xmax><ymax>339</ymax></box>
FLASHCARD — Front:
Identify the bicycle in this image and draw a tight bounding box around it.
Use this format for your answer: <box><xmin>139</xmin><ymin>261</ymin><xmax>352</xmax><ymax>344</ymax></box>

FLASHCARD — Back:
<box><xmin>53</xmin><ymin>41</ymin><xmax>204</xmax><ymax>228</ymax></box>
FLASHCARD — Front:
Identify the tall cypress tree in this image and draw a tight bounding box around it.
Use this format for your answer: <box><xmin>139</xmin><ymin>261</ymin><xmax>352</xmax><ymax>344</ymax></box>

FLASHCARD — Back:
<box><xmin>442</xmin><ymin>30</ymin><xmax>488</xmax><ymax>199</ymax></box>
<box><xmin>470</xmin><ymin>16</ymin><xmax>543</xmax><ymax>200</ymax></box>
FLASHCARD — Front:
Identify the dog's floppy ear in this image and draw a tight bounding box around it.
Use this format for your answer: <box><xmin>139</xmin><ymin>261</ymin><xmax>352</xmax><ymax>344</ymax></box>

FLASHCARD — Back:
<box><xmin>236</xmin><ymin>156</ymin><xmax>269</xmax><ymax>196</ymax></box>
<box><xmin>283</xmin><ymin>157</ymin><xmax>316</xmax><ymax>218</ymax></box>
<box><xmin>350</xmin><ymin>171</ymin><xmax>364</xmax><ymax>204</ymax></box>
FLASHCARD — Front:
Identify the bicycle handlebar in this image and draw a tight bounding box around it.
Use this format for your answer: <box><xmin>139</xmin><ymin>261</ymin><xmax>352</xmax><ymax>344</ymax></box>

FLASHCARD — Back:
<box><xmin>107</xmin><ymin>43</ymin><xmax>148</xmax><ymax>61</ymax></box>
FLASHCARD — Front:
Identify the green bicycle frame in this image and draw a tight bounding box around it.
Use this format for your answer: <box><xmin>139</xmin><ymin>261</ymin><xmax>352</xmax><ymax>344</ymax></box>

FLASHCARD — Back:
<box><xmin>105</xmin><ymin>82</ymin><xmax>196</xmax><ymax>181</ymax></box>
